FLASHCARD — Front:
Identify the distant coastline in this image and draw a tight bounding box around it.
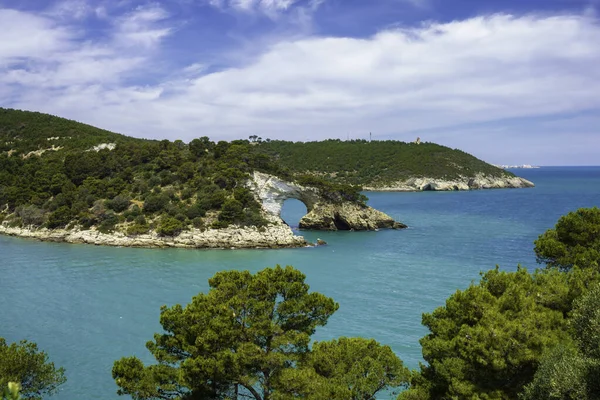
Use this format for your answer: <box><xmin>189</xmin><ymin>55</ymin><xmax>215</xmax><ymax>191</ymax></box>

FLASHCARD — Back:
<box><xmin>364</xmin><ymin>173</ymin><xmax>535</xmax><ymax>192</ymax></box>
<box><xmin>494</xmin><ymin>164</ymin><xmax>540</xmax><ymax>169</ymax></box>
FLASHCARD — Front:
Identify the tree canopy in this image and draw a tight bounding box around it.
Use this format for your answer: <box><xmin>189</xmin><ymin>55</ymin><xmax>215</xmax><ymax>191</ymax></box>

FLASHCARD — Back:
<box><xmin>400</xmin><ymin>207</ymin><xmax>600</xmax><ymax>400</ymax></box>
<box><xmin>534</xmin><ymin>207</ymin><xmax>600</xmax><ymax>271</ymax></box>
<box><xmin>0</xmin><ymin>338</ymin><xmax>66</xmax><ymax>399</ymax></box>
<box><xmin>112</xmin><ymin>266</ymin><xmax>410</xmax><ymax>400</ymax></box>
<box><xmin>278</xmin><ymin>337</ymin><xmax>410</xmax><ymax>400</ymax></box>
<box><xmin>521</xmin><ymin>283</ymin><xmax>600</xmax><ymax>400</ymax></box>
<box><xmin>255</xmin><ymin>139</ymin><xmax>514</xmax><ymax>186</ymax></box>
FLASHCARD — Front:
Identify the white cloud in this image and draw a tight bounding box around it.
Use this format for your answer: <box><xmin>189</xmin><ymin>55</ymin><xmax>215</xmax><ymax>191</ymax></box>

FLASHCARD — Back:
<box><xmin>0</xmin><ymin>9</ymin><xmax>73</xmax><ymax>60</ymax></box>
<box><xmin>1</xmin><ymin>8</ymin><xmax>600</xmax><ymax>163</ymax></box>
<box><xmin>47</xmin><ymin>0</ymin><xmax>93</xmax><ymax>20</ymax></box>
<box><xmin>206</xmin><ymin>0</ymin><xmax>323</xmax><ymax>19</ymax></box>
<box><xmin>0</xmin><ymin>4</ymin><xmax>170</xmax><ymax>90</ymax></box>
<box><xmin>113</xmin><ymin>4</ymin><xmax>172</xmax><ymax>48</ymax></box>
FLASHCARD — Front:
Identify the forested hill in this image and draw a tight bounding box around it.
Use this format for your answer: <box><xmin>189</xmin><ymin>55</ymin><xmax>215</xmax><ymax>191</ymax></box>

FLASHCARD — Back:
<box><xmin>0</xmin><ymin>108</ymin><xmax>141</xmax><ymax>153</ymax></box>
<box><xmin>255</xmin><ymin>139</ymin><xmax>514</xmax><ymax>186</ymax></box>
<box><xmin>0</xmin><ymin>108</ymin><xmax>361</xmax><ymax>236</ymax></box>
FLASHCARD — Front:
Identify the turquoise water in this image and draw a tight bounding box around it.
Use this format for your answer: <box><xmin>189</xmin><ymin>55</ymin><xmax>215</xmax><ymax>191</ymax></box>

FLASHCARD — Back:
<box><xmin>1</xmin><ymin>167</ymin><xmax>600</xmax><ymax>399</ymax></box>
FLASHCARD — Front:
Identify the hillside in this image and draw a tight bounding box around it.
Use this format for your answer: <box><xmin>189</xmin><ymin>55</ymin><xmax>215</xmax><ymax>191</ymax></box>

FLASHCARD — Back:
<box><xmin>255</xmin><ymin>139</ymin><xmax>519</xmax><ymax>187</ymax></box>
<box><xmin>0</xmin><ymin>109</ymin><xmax>364</xmax><ymax>240</ymax></box>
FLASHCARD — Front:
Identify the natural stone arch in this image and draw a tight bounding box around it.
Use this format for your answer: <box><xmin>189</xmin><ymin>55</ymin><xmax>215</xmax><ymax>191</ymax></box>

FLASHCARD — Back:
<box><xmin>249</xmin><ymin>172</ymin><xmax>319</xmax><ymax>220</ymax></box>
<box><xmin>249</xmin><ymin>172</ymin><xmax>406</xmax><ymax>231</ymax></box>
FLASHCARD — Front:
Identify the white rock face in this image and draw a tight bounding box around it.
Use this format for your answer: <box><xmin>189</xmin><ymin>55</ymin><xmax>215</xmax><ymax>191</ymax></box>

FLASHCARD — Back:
<box><xmin>248</xmin><ymin>172</ymin><xmax>320</xmax><ymax>217</ymax></box>
<box><xmin>88</xmin><ymin>143</ymin><xmax>117</xmax><ymax>152</ymax></box>
<box><xmin>364</xmin><ymin>174</ymin><xmax>534</xmax><ymax>191</ymax></box>
<box><xmin>249</xmin><ymin>172</ymin><xmax>404</xmax><ymax>231</ymax></box>
<box><xmin>0</xmin><ymin>223</ymin><xmax>307</xmax><ymax>249</ymax></box>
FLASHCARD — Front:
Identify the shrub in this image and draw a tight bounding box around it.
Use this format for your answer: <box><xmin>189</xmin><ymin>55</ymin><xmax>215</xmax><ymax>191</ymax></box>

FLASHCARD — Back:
<box><xmin>97</xmin><ymin>211</ymin><xmax>119</xmax><ymax>233</ymax></box>
<box><xmin>186</xmin><ymin>202</ymin><xmax>207</xmax><ymax>219</ymax></box>
<box><xmin>218</xmin><ymin>198</ymin><xmax>244</xmax><ymax>224</ymax></box>
<box><xmin>156</xmin><ymin>217</ymin><xmax>184</xmax><ymax>237</ymax></box>
<box><xmin>126</xmin><ymin>223</ymin><xmax>149</xmax><ymax>236</ymax></box>
<box><xmin>15</xmin><ymin>205</ymin><xmax>45</xmax><ymax>226</ymax></box>
<box><xmin>192</xmin><ymin>217</ymin><xmax>205</xmax><ymax>230</ymax></box>
<box><xmin>46</xmin><ymin>206</ymin><xmax>74</xmax><ymax>229</ymax></box>
<box><xmin>143</xmin><ymin>194</ymin><xmax>169</xmax><ymax>214</ymax></box>
<box><xmin>106</xmin><ymin>195</ymin><xmax>131</xmax><ymax>213</ymax></box>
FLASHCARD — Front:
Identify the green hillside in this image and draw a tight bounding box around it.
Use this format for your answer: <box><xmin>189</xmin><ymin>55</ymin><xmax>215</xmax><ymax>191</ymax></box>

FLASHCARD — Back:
<box><xmin>0</xmin><ymin>108</ymin><xmax>361</xmax><ymax>235</ymax></box>
<box><xmin>0</xmin><ymin>108</ymin><xmax>139</xmax><ymax>153</ymax></box>
<box><xmin>256</xmin><ymin>139</ymin><xmax>514</xmax><ymax>186</ymax></box>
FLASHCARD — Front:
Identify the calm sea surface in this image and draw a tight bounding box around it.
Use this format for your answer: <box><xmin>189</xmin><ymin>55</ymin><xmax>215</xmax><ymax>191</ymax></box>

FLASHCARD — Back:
<box><xmin>1</xmin><ymin>167</ymin><xmax>600</xmax><ymax>399</ymax></box>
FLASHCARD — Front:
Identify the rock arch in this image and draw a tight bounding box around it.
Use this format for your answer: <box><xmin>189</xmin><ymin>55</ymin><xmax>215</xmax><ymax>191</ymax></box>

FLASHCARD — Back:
<box><xmin>249</xmin><ymin>172</ymin><xmax>407</xmax><ymax>231</ymax></box>
<box><xmin>249</xmin><ymin>172</ymin><xmax>319</xmax><ymax>219</ymax></box>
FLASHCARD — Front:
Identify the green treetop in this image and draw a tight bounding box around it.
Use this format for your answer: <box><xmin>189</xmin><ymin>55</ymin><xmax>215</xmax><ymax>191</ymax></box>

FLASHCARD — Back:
<box><xmin>113</xmin><ymin>265</ymin><xmax>409</xmax><ymax>400</ymax></box>
<box><xmin>0</xmin><ymin>338</ymin><xmax>66</xmax><ymax>400</ymax></box>
<box><xmin>534</xmin><ymin>207</ymin><xmax>600</xmax><ymax>271</ymax></box>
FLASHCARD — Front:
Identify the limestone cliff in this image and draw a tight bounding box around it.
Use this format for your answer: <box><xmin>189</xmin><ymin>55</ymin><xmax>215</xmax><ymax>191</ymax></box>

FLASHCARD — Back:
<box><xmin>364</xmin><ymin>174</ymin><xmax>534</xmax><ymax>192</ymax></box>
<box><xmin>249</xmin><ymin>172</ymin><xmax>405</xmax><ymax>231</ymax></box>
<box><xmin>299</xmin><ymin>202</ymin><xmax>406</xmax><ymax>231</ymax></box>
<box><xmin>0</xmin><ymin>222</ymin><xmax>307</xmax><ymax>249</ymax></box>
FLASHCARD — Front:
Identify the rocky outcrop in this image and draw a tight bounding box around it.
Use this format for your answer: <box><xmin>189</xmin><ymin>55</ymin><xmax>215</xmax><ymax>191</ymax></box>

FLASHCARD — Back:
<box><xmin>0</xmin><ymin>172</ymin><xmax>406</xmax><ymax>249</ymax></box>
<box><xmin>249</xmin><ymin>172</ymin><xmax>405</xmax><ymax>231</ymax></box>
<box><xmin>249</xmin><ymin>172</ymin><xmax>321</xmax><ymax>218</ymax></box>
<box><xmin>364</xmin><ymin>174</ymin><xmax>534</xmax><ymax>192</ymax></box>
<box><xmin>0</xmin><ymin>222</ymin><xmax>307</xmax><ymax>249</ymax></box>
<box><xmin>299</xmin><ymin>202</ymin><xmax>406</xmax><ymax>231</ymax></box>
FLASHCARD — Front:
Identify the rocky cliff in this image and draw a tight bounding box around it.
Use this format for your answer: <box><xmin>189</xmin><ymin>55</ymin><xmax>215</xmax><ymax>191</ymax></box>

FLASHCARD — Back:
<box><xmin>299</xmin><ymin>203</ymin><xmax>406</xmax><ymax>231</ymax></box>
<box><xmin>249</xmin><ymin>172</ymin><xmax>405</xmax><ymax>231</ymax></box>
<box><xmin>364</xmin><ymin>174</ymin><xmax>534</xmax><ymax>192</ymax></box>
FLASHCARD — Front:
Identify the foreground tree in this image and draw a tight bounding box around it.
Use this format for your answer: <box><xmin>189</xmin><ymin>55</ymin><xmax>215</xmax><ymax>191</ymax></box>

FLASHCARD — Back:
<box><xmin>278</xmin><ymin>337</ymin><xmax>410</xmax><ymax>399</ymax></box>
<box><xmin>534</xmin><ymin>207</ymin><xmax>600</xmax><ymax>271</ymax></box>
<box><xmin>398</xmin><ymin>267</ymin><xmax>581</xmax><ymax>400</ymax></box>
<box><xmin>400</xmin><ymin>208</ymin><xmax>600</xmax><ymax>400</ymax></box>
<box><xmin>0</xmin><ymin>338</ymin><xmax>66</xmax><ymax>399</ymax></box>
<box><xmin>522</xmin><ymin>283</ymin><xmax>600</xmax><ymax>399</ymax></box>
<box><xmin>113</xmin><ymin>266</ymin><xmax>340</xmax><ymax>400</ymax></box>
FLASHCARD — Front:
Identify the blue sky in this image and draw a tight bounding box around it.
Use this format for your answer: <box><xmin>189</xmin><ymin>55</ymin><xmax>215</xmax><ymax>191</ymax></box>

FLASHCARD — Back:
<box><xmin>1</xmin><ymin>0</ymin><xmax>599</xmax><ymax>165</ymax></box>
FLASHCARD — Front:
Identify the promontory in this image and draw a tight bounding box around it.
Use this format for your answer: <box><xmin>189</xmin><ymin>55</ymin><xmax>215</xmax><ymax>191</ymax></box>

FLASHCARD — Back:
<box><xmin>0</xmin><ymin>108</ymin><xmax>531</xmax><ymax>248</ymax></box>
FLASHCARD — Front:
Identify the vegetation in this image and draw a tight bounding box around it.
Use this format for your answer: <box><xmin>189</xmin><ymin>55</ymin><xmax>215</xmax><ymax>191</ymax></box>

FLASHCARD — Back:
<box><xmin>400</xmin><ymin>206</ymin><xmax>600</xmax><ymax>400</ymax></box>
<box><xmin>2</xmin><ymin>382</ymin><xmax>21</xmax><ymax>400</ymax></box>
<box><xmin>0</xmin><ymin>109</ymin><xmax>517</xmax><ymax>238</ymax></box>
<box><xmin>522</xmin><ymin>284</ymin><xmax>600</xmax><ymax>400</ymax></box>
<box><xmin>0</xmin><ymin>338</ymin><xmax>66</xmax><ymax>399</ymax></box>
<box><xmin>534</xmin><ymin>207</ymin><xmax>600</xmax><ymax>271</ymax></box>
<box><xmin>112</xmin><ymin>266</ymin><xmax>409</xmax><ymax>399</ymax></box>
<box><xmin>0</xmin><ymin>109</ymin><xmax>319</xmax><ymax>236</ymax></box>
<box><xmin>255</xmin><ymin>139</ymin><xmax>514</xmax><ymax>186</ymax></box>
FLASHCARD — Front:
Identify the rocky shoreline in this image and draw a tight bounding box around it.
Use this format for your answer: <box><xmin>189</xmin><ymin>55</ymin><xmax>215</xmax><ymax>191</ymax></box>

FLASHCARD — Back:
<box><xmin>0</xmin><ymin>171</ymin><xmax>408</xmax><ymax>249</ymax></box>
<box><xmin>363</xmin><ymin>174</ymin><xmax>534</xmax><ymax>192</ymax></box>
<box><xmin>0</xmin><ymin>222</ymin><xmax>308</xmax><ymax>249</ymax></box>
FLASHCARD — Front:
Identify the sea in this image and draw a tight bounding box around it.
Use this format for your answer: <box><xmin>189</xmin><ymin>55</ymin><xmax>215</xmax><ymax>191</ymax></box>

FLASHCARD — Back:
<box><xmin>1</xmin><ymin>167</ymin><xmax>599</xmax><ymax>399</ymax></box>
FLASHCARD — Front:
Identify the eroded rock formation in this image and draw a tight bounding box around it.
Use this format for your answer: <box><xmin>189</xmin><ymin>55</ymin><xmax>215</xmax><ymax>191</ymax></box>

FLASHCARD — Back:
<box><xmin>249</xmin><ymin>172</ymin><xmax>405</xmax><ymax>231</ymax></box>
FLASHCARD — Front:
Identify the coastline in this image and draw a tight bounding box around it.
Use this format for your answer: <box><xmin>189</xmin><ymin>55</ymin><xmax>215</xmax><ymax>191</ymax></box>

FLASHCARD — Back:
<box><xmin>363</xmin><ymin>174</ymin><xmax>534</xmax><ymax>192</ymax></box>
<box><xmin>0</xmin><ymin>223</ymin><xmax>309</xmax><ymax>250</ymax></box>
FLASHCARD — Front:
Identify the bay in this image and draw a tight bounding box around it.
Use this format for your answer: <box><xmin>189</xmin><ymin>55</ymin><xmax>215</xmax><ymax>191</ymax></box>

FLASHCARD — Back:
<box><xmin>1</xmin><ymin>166</ymin><xmax>599</xmax><ymax>399</ymax></box>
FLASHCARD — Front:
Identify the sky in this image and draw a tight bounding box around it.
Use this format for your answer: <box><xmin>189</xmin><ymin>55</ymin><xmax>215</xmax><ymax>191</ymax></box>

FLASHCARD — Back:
<box><xmin>1</xmin><ymin>0</ymin><xmax>599</xmax><ymax>165</ymax></box>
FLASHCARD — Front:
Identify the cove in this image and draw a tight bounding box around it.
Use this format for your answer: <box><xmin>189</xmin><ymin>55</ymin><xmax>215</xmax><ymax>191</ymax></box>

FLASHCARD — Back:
<box><xmin>1</xmin><ymin>167</ymin><xmax>600</xmax><ymax>399</ymax></box>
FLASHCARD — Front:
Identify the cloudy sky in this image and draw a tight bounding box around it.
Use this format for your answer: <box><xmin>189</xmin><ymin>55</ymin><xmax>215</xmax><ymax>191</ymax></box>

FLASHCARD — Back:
<box><xmin>1</xmin><ymin>0</ymin><xmax>599</xmax><ymax>165</ymax></box>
